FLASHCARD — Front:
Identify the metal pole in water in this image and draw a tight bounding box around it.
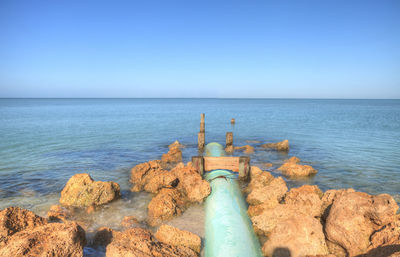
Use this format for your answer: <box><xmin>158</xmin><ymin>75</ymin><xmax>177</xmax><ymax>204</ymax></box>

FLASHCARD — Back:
<box><xmin>204</xmin><ymin>142</ymin><xmax>262</xmax><ymax>257</ymax></box>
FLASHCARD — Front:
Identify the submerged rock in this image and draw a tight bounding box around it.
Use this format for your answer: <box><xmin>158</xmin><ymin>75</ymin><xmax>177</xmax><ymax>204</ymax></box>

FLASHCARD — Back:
<box><xmin>261</xmin><ymin>139</ymin><xmax>289</xmax><ymax>152</ymax></box>
<box><xmin>105</xmin><ymin>227</ymin><xmax>197</xmax><ymax>257</ymax></box>
<box><xmin>147</xmin><ymin>188</ymin><xmax>186</xmax><ymax>227</ymax></box>
<box><xmin>60</xmin><ymin>173</ymin><xmax>121</xmax><ymax>207</ymax></box>
<box><xmin>0</xmin><ymin>221</ymin><xmax>86</xmax><ymax>257</ymax></box>
<box><xmin>155</xmin><ymin>224</ymin><xmax>201</xmax><ymax>253</ymax></box>
<box><xmin>234</xmin><ymin>145</ymin><xmax>255</xmax><ymax>154</ymax></box>
<box><xmin>325</xmin><ymin>192</ymin><xmax>399</xmax><ymax>256</ymax></box>
<box><xmin>278</xmin><ymin>157</ymin><xmax>317</xmax><ymax>178</ymax></box>
<box><xmin>0</xmin><ymin>207</ymin><xmax>47</xmax><ymax>244</ymax></box>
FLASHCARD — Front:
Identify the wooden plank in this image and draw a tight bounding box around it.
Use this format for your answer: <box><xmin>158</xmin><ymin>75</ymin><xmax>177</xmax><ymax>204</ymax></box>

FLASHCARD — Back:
<box><xmin>191</xmin><ymin>156</ymin><xmax>204</xmax><ymax>176</ymax></box>
<box><xmin>204</xmin><ymin>156</ymin><xmax>240</xmax><ymax>172</ymax></box>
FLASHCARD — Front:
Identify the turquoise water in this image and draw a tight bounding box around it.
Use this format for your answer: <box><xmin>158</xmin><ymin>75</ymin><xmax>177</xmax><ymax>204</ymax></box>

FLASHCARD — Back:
<box><xmin>0</xmin><ymin>98</ymin><xmax>399</xmax><ymax>210</ymax></box>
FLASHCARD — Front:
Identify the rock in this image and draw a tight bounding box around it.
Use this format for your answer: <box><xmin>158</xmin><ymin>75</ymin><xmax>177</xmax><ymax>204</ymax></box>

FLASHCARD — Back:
<box><xmin>248</xmin><ymin>201</ymin><xmax>279</xmax><ymax>217</ymax></box>
<box><xmin>365</xmin><ymin>216</ymin><xmax>400</xmax><ymax>257</ymax></box>
<box><xmin>321</xmin><ymin>188</ymin><xmax>356</xmax><ymax>221</ymax></box>
<box><xmin>234</xmin><ymin>145</ymin><xmax>255</xmax><ymax>154</ymax></box>
<box><xmin>161</xmin><ymin>145</ymin><xmax>182</xmax><ymax>164</ymax></box>
<box><xmin>0</xmin><ymin>221</ymin><xmax>86</xmax><ymax>257</ymax></box>
<box><xmin>155</xmin><ymin>224</ymin><xmax>201</xmax><ymax>253</ymax></box>
<box><xmin>130</xmin><ymin>160</ymin><xmax>178</xmax><ymax>193</ymax></box>
<box><xmin>171</xmin><ymin>163</ymin><xmax>210</xmax><ymax>203</ymax></box>
<box><xmin>262</xmin><ymin>214</ymin><xmax>329</xmax><ymax>257</ymax></box>
<box><xmin>261</xmin><ymin>139</ymin><xmax>289</xmax><ymax>152</ymax></box>
<box><xmin>284</xmin><ymin>185</ymin><xmax>323</xmax><ymax>217</ymax></box>
<box><xmin>147</xmin><ymin>188</ymin><xmax>186</xmax><ymax>227</ymax></box>
<box><xmin>246</xmin><ymin>176</ymin><xmax>288</xmax><ymax>205</ymax></box>
<box><xmin>60</xmin><ymin>173</ymin><xmax>121</xmax><ymax>207</ymax></box>
<box><xmin>47</xmin><ymin>204</ymin><xmax>71</xmax><ymax>222</ymax></box>
<box><xmin>93</xmin><ymin>227</ymin><xmax>117</xmax><ymax>246</ymax></box>
<box><xmin>225</xmin><ymin>145</ymin><xmax>234</xmax><ymax>154</ymax></box>
<box><xmin>0</xmin><ymin>207</ymin><xmax>47</xmax><ymax>244</ymax></box>
<box><xmin>244</xmin><ymin>166</ymin><xmax>274</xmax><ymax>194</ymax></box>
<box><xmin>285</xmin><ymin>156</ymin><xmax>300</xmax><ymax>164</ymax></box>
<box><xmin>325</xmin><ymin>192</ymin><xmax>399</xmax><ymax>256</ymax></box>
<box><xmin>169</xmin><ymin>140</ymin><xmax>184</xmax><ymax>150</ymax></box>
<box><xmin>120</xmin><ymin>216</ymin><xmax>140</xmax><ymax>229</ymax></box>
<box><xmin>105</xmin><ymin>227</ymin><xmax>197</xmax><ymax>257</ymax></box>
<box><xmin>278</xmin><ymin>162</ymin><xmax>318</xmax><ymax>178</ymax></box>
<box><xmin>262</xmin><ymin>163</ymin><xmax>273</xmax><ymax>168</ymax></box>
<box><xmin>231</xmin><ymin>118</ymin><xmax>235</xmax><ymax>124</ymax></box>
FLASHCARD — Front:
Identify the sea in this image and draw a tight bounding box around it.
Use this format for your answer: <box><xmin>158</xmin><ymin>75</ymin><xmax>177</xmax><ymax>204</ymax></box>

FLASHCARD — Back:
<box><xmin>0</xmin><ymin>98</ymin><xmax>399</xmax><ymax>254</ymax></box>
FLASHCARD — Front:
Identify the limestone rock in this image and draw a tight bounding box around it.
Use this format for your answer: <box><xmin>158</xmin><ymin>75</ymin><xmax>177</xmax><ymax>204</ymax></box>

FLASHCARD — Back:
<box><xmin>120</xmin><ymin>216</ymin><xmax>140</xmax><ymax>229</ymax></box>
<box><xmin>246</xmin><ymin>176</ymin><xmax>288</xmax><ymax>205</ymax></box>
<box><xmin>0</xmin><ymin>221</ymin><xmax>86</xmax><ymax>257</ymax></box>
<box><xmin>365</xmin><ymin>216</ymin><xmax>400</xmax><ymax>257</ymax></box>
<box><xmin>325</xmin><ymin>192</ymin><xmax>399</xmax><ymax>256</ymax></box>
<box><xmin>47</xmin><ymin>204</ymin><xmax>71</xmax><ymax>222</ymax></box>
<box><xmin>0</xmin><ymin>207</ymin><xmax>47</xmax><ymax>244</ymax></box>
<box><xmin>284</xmin><ymin>185</ymin><xmax>323</xmax><ymax>217</ymax></box>
<box><xmin>147</xmin><ymin>188</ymin><xmax>186</xmax><ymax>227</ymax></box>
<box><xmin>248</xmin><ymin>201</ymin><xmax>279</xmax><ymax>217</ymax></box>
<box><xmin>234</xmin><ymin>145</ymin><xmax>255</xmax><ymax>154</ymax></box>
<box><xmin>161</xmin><ymin>145</ymin><xmax>183</xmax><ymax>164</ymax></box>
<box><xmin>60</xmin><ymin>173</ymin><xmax>121</xmax><ymax>207</ymax></box>
<box><xmin>171</xmin><ymin>163</ymin><xmax>210</xmax><ymax>203</ymax></box>
<box><xmin>321</xmin><ymin>188</ymin><xmax>356</xmax><ymax>221</ymax></box>
<box><xmin>278</xmin><ymin>161</ymin><xmax>317</xmax><ymax>178</ymax></box>
<box><xmin>262</xmin><ymin>214</ymin><xmax>329</xmax><ymax>257</ymax></box>
<box><xmin>105</xmin><ymin>227</ymin><xmax>197</xmax><ymax>257</ymax></box>
<box><xmin>261</xmin><ymin>139</ymin><xmax>289</xmax><ymax>152</ymax></box>
<box><xmin>155</xmin><ymin>224</ymin><xmax>201</xmax><ymax>253</ymax></box>
<box><xmin>244</xmin><ymin>167</ymin><xmax>274</xmax><ymax>194</ymax></box>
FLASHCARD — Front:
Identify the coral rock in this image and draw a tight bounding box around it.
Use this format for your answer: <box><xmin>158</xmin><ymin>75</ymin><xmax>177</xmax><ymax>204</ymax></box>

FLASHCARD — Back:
<box><xmin>161</xmin><ymin>145</ymin><xmax>183</xmax><ymax>164</ymax></box>
<box><xmin>155</xmin><ymin>224</ymin><xmax>201</xmax><ymax>253</ymax></box>
<box><xmin>60</xmin><ymin>173</ymin><xmax>121</xmax><ymax>207</ymax></box>
<box><xmin>325</xmin><ymin>192</ymin><xmax>399</xmax><ymax>256</ymax></box>
<box><xmin>244</xmin><ymin>167</ymin><xmax>275</xmax><ymax>194</ymax></box>
<box><xmin>321</xmin><ymin>188</ymin><xmax>356</xmax><ymax>221</ymax></box>
<box><xmin>278</xmin><ymin>162</ymin><xmax>318</xmax><ymax>178</ymax></box>
<box><xmin>147</xmin><ymin>188</ymin><xmax>186</xmax><ymax>227</ymax></box>
<box><xmin>261</xmin><ymin>139</ymin><xmax>289</xmax><ymax>152</ymax></box>
<box><xmin>0</xmin><ymin>221</ymin><xmax>86</xmax><ymax>257</ymax></box>
<box><xmin>246</xmin><ymin>176</ymin><xmax>288</xmax><ymax>205</ymax></box>
<box><xmin>284</xmin><ymin>185</ymin><xmax>323</xmax><ymax>217</ymax></box>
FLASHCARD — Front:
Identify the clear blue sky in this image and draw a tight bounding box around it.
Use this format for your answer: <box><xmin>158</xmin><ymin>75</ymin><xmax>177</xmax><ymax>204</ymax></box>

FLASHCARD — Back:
<box><xmin>0</xmin><ymin>0</ymin><xmax>399</xmax><ymax>98</ymax></box>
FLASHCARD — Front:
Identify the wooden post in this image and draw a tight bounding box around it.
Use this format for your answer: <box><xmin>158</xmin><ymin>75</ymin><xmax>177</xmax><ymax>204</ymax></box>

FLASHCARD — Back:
<box><xmin>238</xmin><ymin>156</ymin><xmax>250</xmax><ymax>181</ymax></box>
<box><xmin>198</xmin><ymin>132</ymin><xmax>205</xmax><ymax>151</ymax></box>
<box><xmin>200</xmin><ymin>113</ymin><xmax>205</xmax><ymax>133</ymax></box>
<box><xmin>225</xmin><ymin>132</ymin><xmax>233</xmax><ymax>153</ymax></box>
<box><xmin>192</xmin><ymin>156</ymin><xmax>204</xmax><ymax>176</ymax></box>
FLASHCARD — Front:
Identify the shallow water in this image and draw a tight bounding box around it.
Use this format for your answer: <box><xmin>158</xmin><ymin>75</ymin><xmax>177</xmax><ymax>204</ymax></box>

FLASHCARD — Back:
<box><xmin>0</xmin><ymin>98</ymin><xmax>399</xmax><ymax>250</ymax></box>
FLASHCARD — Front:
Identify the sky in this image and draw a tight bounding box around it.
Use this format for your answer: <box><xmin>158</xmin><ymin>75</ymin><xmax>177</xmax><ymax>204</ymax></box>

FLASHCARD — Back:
<box><xmin>0</xmin><ymin>0</ymin><xmax>399</xmax><ymax>98</ymax></box>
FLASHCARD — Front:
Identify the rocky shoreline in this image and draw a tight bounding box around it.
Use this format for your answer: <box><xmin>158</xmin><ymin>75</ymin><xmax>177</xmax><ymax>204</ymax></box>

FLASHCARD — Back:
<box><xmin>0</xmin><ymin>140</ymin><xmax>399</xmax><ymax>256</ymax></box>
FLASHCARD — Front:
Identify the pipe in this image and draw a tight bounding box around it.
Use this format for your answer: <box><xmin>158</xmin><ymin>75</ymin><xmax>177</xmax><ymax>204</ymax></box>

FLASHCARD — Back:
<box><xmin>204</xmin><ymin>142</ymin><xmax>262</xmax><ymax>257</ymax></box>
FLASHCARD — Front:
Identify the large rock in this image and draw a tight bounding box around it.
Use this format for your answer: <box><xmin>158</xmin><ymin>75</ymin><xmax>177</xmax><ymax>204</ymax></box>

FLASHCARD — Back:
<box><xmin>171</xmin><ymin>163</ymin><xmax>210</xmax><ymax>203</ymax></box>
<box><xmin>321</xmin><ymin>188</ymin><xmax>355</xmax><ymax>221</ymax></box>
<box><xmin>262</xmin><ymin>214</ymin><xmax>329</xmax><ymax>257</ymax></box>
<box><xmin>147</xmin><ymin>188</ymin><xmax>186</xmax><ymax>227</ymax></box>
<box><xmin>284</xmin><ymin>185</ymin><xmax>323</xmax><ymax>217</ymax></box>
<box><xmin>234</xmin><ymin>145</ymin><xmax>255</xmax><ymax>154</ymax></box>
<box><xmin>130</xmin><ymin>160</ymin><xmax>178</xmax><ymax>193</ymax></box>
<box><xmin>60</xmin><ymin>173</ymin><xmax>121</xmax><ymax>207</ymax></box>
<box><xmin>261</xmin><ymin>139</ymin><xmax>289</xmax><ymax>152</ymax></box>
<box><xmin>155</xmin><ymin>224</ymin><xmax>201</xmax><ymax>253</ymax></box>
<box><xmin>0</xmin><ymin>221</ymin><xmax>86</xmax><ymax>257</ymax></box>
<box><xmin>246</xmin><ymin>176</ymin><xmax>288</xmax><ymax>205</ymax></box>
<box><xmin>325</xmin><ymin>192</ymin><xmax>399</xmax><ymax>256</ymax></box>
<box><xmin>0</xmin><ymin>207</ymin><xmax>47</xmax><ymax>244</ymax></box>
<box><xmin>278</xmin><ymin>160</ymin><xmax>318</xmax><ymax>178</ymax></box>
<box><xmin>161</xmin><ymin>143</ymin><xmax>183</xmax><ymax>164</ymax></box>
<box><xmin>105</xmin><ymin>227</ymin><xmax>197</xmax><ymax>257</ymax></box>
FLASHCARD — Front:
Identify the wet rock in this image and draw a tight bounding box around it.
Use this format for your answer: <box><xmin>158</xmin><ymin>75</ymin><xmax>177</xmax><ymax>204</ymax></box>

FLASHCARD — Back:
<box><xmin>278</xmin><ymin>161</ymin><xmax>318</xmax><ymax>178</ymax></box>
<box><xmin>155</xmin><ymin>224</ymin><xmax>201</xmax><ymax>253</ymax></box>
<box><xmin>60</xmin><ymin>173</ymin><xmax>121</xmax><ymax>207</ymax></box>
<box><xmin>284</xmin><ymin>185</ymin><xmax>323</xmax><ymax>217</ymax></box>
<box><xmin>325</xmin><ymin>192</ymin><xmax>399</xmax><ymax>256</ymax></box>
<box><xmin>120</xmin><ymin>216</ymin><xmax>140</xmax><ymax>229</ymax></box>
<box><xmin>246</xmin><ymin>176</ymin><xmax>288</xmax><ymax>205</ymax></box>
<box><xmin>161</xmin><ymin>144</ymin><xmax>183</xmax><ymax>164</ymax></box>
<box><xmin>147</xmin><ymin>188</ymin><xmax>186</xmax><ymax>227</ymax></box>
<box><xmin>261</xmin><ymin>139</ymin><xmax>289</xmax><ymax>152</ymax></box>
<box><xmin>171</xmin><ymin>163</ymin><xmax>210</xmax><ymax>203</ymax></box>
<box><xmin>365</xmin><ymin>216</ymin><xmax>400</xmax><ymax>257</ymax></box>
<box><xmin>0</xmin><ymin>221</ymin><xmax>86</xmax><ymax>257</ymax></box>
<box><xmin>0</xmin><ymin>207</ymin><xmax>47</xmax><ymax>244</ymax></box>
<box><xmin>130</xmin><ymin>160</ymin><xmax>178</xmax><ymax>193</ymax></box>
<box><xmin>105</xmin><ymin>227</ymin><xmax>197</xmax><ymax>257</ymax></box>
<box><xmin>47</xmin><ymin>204</ymin><xmax>71</xmax><ymax>222</ymax></box>
<box><xmin>234</xmin><ymin>145</ymin><xmax>255</xmax><ymax>154</ymax></box>
<box><xmin>262</xmin><ymin>214</ymin><xmax>329</xmax><ymax>257</ymax></box>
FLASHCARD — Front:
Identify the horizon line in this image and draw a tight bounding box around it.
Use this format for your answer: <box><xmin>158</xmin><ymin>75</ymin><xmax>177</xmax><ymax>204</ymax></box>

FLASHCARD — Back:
<box><xmin>0</xmin><ymin>97</ymin><xmax>399</xmax><ymax>100</ymax></box>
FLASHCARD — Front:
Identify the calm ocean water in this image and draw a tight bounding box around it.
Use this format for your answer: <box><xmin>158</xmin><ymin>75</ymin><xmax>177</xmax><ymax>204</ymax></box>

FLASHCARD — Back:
<box><xmin>0</xmin><ymin>98</ymin><xmax>399</xmax><ymax>216</ymax></box>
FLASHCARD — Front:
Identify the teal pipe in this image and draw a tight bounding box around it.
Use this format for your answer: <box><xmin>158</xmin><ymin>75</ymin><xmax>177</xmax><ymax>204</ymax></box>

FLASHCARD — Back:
<box><xmin>204</xmin><ymin>143</ymin><xmax>262</xmax><ymax>257</ymax></box>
